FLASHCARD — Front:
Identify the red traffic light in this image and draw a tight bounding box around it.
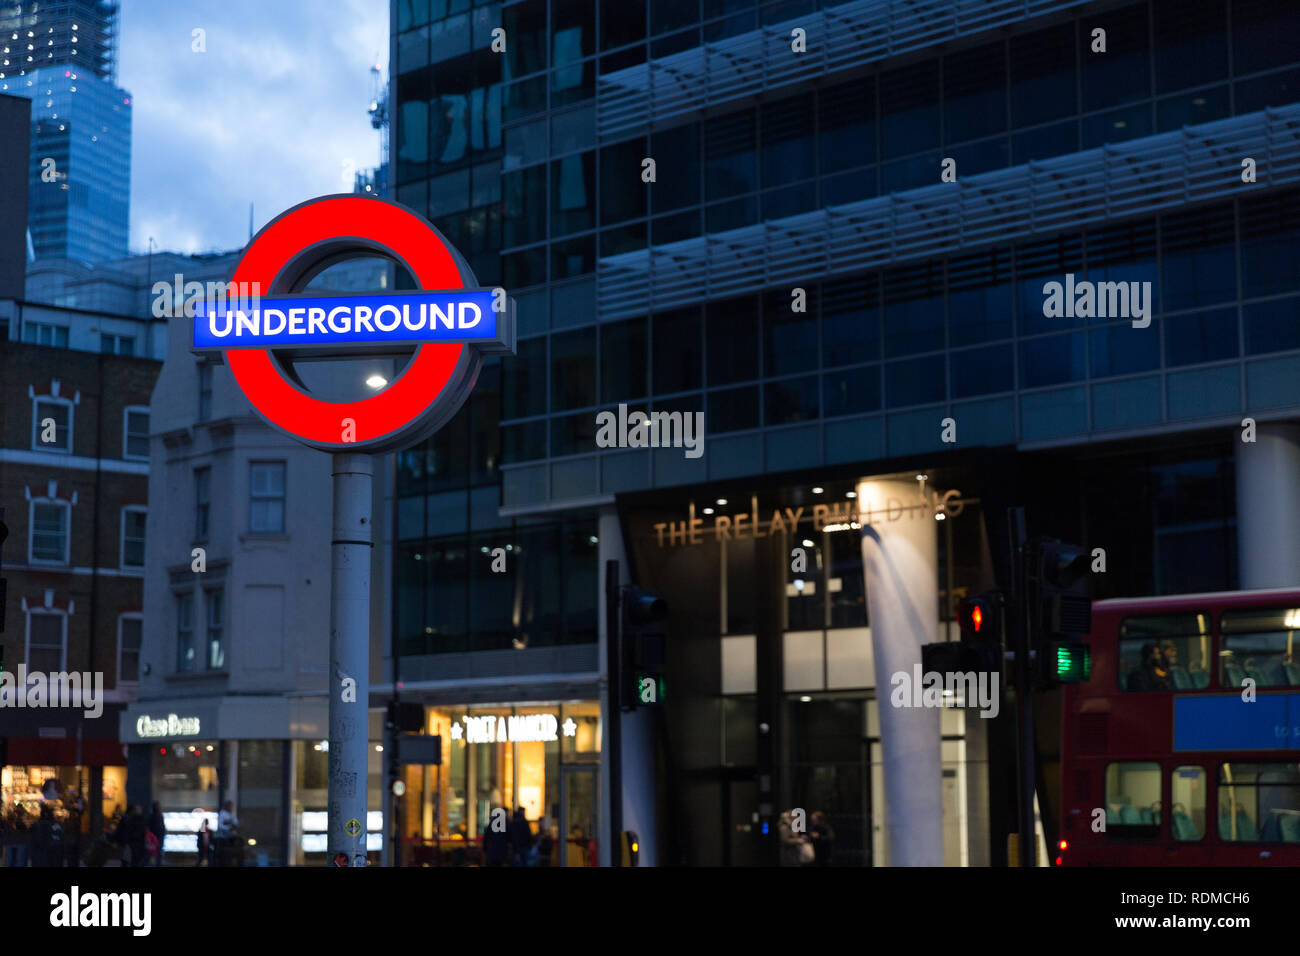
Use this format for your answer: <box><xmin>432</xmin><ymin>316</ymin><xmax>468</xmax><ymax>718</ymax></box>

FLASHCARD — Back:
<box><xmin>957</xmin><ymin>592</ymin><xmax>1000</xmax><ymax>640</ymax></box>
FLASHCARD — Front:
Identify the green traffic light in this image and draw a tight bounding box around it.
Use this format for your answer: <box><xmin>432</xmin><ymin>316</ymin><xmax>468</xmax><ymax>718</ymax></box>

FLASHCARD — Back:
<box><xmin>1053</xmin><ymin>642</ymin><xmax>1091</xmax><ymax>682</ymax></box>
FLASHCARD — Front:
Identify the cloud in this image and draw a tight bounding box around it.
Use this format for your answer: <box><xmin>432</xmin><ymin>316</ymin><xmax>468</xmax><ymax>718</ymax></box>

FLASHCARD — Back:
<box><xmin>120</xmin><ymin>0</ymin><xmax>387</xmax><ymax>255</ymax></box>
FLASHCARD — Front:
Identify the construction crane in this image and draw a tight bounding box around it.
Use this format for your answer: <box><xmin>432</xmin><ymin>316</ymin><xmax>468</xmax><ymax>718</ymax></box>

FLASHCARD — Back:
<box><xmin>358</xmin><ymin>59</ymin><xmax>389</xmax><ymax>196</ymax></box>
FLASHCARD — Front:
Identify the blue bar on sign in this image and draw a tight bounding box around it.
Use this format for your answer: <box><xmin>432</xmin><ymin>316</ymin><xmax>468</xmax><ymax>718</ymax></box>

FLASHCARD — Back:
<box><xmin>192</xmin><ymin>290</ymin><xmax>501</xmax><ymax>350</ymax></box>
<box><xmin>1172</xmin><ymin>693</ymin><xmax>1296</xmax><ymax>751</ymax></box>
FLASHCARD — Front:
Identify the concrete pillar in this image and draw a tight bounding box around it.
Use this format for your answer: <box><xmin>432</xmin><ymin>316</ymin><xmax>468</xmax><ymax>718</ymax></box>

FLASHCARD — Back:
<box><xmin>856</xmin><ymin>477</ymin><xmax>942</xmax><ymax>866</ymax></box>
<box><xmin>1236</xmin><ymin>422</ymin><xmax>1300</xmax><ymax>589</ymax></box>
<box><xmin>597</xmin><ymin>507</ymin><xmax>658</xmax><ymax>866</ymax></box>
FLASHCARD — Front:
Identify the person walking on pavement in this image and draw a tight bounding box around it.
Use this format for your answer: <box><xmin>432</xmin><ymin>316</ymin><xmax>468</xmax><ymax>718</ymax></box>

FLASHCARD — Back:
<box><xmin>148</xmin><ymin>802</ymin><xmax>166</xmax><ymax>866</ymax></box>
<box><xmin>0</xmin><ymin>810</ymin><xmax>29</xmax><ymax>868</ymax></box>
<box><xmin>778</xmin><ymin>810</ymin><xmax>813</xmax><ymax>866</ymax></box>
<box><xmin>482</xmin><ymin>806</ymin><xmax>510</xmax><ymax>866</ymax></box>
<box><xmin>810</xmin><ymin>811</ymin><xmax>835</xmax><ymax>866</ymax></box>
<box><xmin>509</xmin><ymin>807</ymin><xmax>533</xmax><ymax>866</ymax></box>
<box><xmin>64</xmin><ymin>789</ymin><xmax>84</xmax><ymax>867</ymax></box>
<box><xmin>197</xmin><ymin>818</ymin><xmax>211</xmax><ymax>866</ymax></box>
<box><xmin>115</xmin><ymin>805</ymin><xmax>148</xmax><ymax>867</ymax></box>
<box><xmin>216</xmin><ymin>801</ymin><xmax>239</xmax><ymax>867</ymax></box>
<box><xmin>32</xmin><ymin>804</ymin><xmax>64</xmax><ymax>868</ymax></box>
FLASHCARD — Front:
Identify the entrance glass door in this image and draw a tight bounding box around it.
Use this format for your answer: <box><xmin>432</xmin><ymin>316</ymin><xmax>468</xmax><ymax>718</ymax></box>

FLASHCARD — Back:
<box><xmin>559</xmin><ymin>766</ymin><xmax>598</xmax><ymax>867</ymax></box>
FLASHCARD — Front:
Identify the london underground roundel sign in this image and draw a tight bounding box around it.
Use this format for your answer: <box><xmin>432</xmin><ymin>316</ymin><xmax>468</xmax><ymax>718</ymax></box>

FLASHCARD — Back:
<box><xmin>191</xmin><ymin>195</ymin><xmax>515</xmax><ymax>453</ymax></box>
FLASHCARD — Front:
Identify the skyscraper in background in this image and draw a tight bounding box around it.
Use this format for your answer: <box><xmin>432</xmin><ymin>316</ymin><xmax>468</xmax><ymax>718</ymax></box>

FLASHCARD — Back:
<box><xmin>0</xmin><ymin>0</ymin><xmax>130</xmax><ymax>264</ymax></box>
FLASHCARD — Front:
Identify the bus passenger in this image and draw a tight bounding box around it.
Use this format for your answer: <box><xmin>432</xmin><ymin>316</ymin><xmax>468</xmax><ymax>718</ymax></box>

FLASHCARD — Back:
<box><xmin>1127</xmin><ymin>643</ymin><xmax>1171</xmax><ymax>691</ymax></box>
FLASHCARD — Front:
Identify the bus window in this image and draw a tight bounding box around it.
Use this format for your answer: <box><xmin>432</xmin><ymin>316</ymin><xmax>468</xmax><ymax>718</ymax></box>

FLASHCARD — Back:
<box><xmin>1219</xmin><ymin>607</ymin><xmax>1300</xmax><ymax>689</ymax></box>
<box><xmin>1118</xmin><ymin>613</ymin><xmax>1211</xmax><ymax>692</ymax></box>
<box><xmin>1170</xmin><ymin>766</ymin><xmax>1206</xmax><ymax>840</ymax></box>
<box><xmin>1217</xmin><ymin>763</ymin><xmax>1300</xmax><ymax>843</ymax></box>
<box><xmin>1104</xmin><ymin>762</ymin><xmax>1161</xmax><ymax>836</ymax></box>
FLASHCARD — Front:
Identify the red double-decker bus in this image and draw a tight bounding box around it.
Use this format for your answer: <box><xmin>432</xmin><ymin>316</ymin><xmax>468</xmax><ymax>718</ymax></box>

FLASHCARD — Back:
<box><xmin>1059</xmin><ymin>587</ymin><xmax>1300</xmax><ymax>866</ymax></box>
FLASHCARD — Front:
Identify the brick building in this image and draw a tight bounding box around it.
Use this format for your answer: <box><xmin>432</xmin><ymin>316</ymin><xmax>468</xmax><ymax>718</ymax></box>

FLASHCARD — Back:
<box><xmin>0</xmin><ymin>336</ymin><xmax>160</xmax><ymax>843</ymax></box>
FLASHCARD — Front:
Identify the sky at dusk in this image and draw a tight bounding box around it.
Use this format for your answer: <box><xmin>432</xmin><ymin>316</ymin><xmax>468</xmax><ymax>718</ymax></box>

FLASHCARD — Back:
<box><xmin>119</xmin><ymin>0</ymin><xmax>388</xmax><ymax>256</ymax></box>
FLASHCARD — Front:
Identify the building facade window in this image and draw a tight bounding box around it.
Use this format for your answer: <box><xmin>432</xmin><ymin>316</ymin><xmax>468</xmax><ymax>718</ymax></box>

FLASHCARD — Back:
<box><xmin>22</xmin><ymin>322</ymin><xmax>69</xmax><ymax>348</ymax></box>
<box><xmin>120</xmin><ymin>506</ymin><xmax>146</xmax><ymax>570</ymax></box>
<box><xmin>195</xmin><ymin>467</ymin><xmax>211</xmax><ymax>540</ymax></box>
<box><xmin>249</xmin><ymin>462</ymin><xmax>286</xmax><ymax>533</ymax></box>
<box><xmin>123</xmin><ymin>406</ymin><xmax>150</xmax><ymax>459</ymax></box>
<box><xmin>29</xmin><ymin>499</ymin><xmax>70</xmax><ymax>564</ymax></box>
<box><xmin>198</xmin><ymin>362</ymin><xmax>213</xmax><ymax>422</ymax></box>
<box><xmin>100</xmin><ymin>332</ymin><xmax>135</xmax><ymax>355</ymax></box>
<box><xmin>26</xmin><ymin>611</ymin><xmax>67</xmax><ymax>671</ymax></box>
<box><xmin>206</xmin><ymin>587</ymin><xmax>225</xmax><ymax>670</ymax></box>
<box><xmin>176</xmin><ymin>592</ymin><xmax>196</xmax><ymax>672</ymax></box>
<box><xmin>31</xmin><ymin>396</ymin><xmax>73</xmax><ymax>452</ymax></box>
<box><xmin>118</xmin><ymin>614</ymin><xmax>143</xmax><ymax>684</ymax></box>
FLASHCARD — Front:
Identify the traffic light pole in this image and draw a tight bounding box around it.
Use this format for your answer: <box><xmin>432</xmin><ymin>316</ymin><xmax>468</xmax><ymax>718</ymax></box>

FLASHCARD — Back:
<box><xmin>605</xmin><ymin>559</ymin><xmax>623</xmax><ymax>866</ymax></box>
<box><xmin>1008</xmin><ymin>507</ymin><xmax>1035</xmax><ymax>868</ymax></box>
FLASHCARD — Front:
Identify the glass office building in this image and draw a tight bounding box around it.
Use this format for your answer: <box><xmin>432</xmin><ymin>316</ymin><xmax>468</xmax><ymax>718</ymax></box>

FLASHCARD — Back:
<box><xmin>389</xmin><ymin>0</ymin><xmax>1300</xmax><ymax>865</ymax></box>
<box><xmin>1</xmin><ymin>0</ymin><xmax>130</xmax><ymax>263</ymax></box>
<box><xmin>0</xmin><ymin>1</ymin><xmax>119</xmax><ymax>81</ymax></box>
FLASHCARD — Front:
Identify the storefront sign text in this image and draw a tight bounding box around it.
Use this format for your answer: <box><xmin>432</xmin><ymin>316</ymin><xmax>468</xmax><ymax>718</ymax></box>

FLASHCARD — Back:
<box><xmin>136</xmin><ymin>713</ymin><xmax>202</xmax><ymax>738</ymax></box>
<box><xmin>459</xmin><ymin>713</ymin><xmax>566</xmax><ymax>744</ymax></box>
<box><xmin>653</xmin><ymin>490</ymin><xmax>965</xmax><ymax>547</ymax></box>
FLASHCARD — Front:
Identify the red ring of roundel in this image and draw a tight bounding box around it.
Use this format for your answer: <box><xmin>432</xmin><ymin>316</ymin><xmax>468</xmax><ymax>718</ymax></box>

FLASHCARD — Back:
<box><xmin>223</xmin><ymin>196</ymin><xmax>467</xmax><ymax>448</ymax></box>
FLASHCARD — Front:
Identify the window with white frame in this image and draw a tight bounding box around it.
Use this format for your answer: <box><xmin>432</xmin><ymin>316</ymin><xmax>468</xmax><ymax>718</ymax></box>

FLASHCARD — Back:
<box><xmin>249</xmin><ymin>461</ymin><xmax>286</xmax><ymax>533</ymax></box>
<box><xmin>26</xmin><ymin>611</ymin><xmax>66</xmax><ymax>671</ymax></box>
<box><xmin>176</xmin><ymin>592</ymin><xmax>196</xmax><ymax>672</ymax></box>
<box><xmin>31</xmin><ymin>396</ymin><xmax>73</xmax><ymax>452</ymax></box>
<box><xmin>121</xmin><ymin>506</ymin><xmax>146</xmax><ymax>569</ymax></box>
<box><xmin>23</xmin><ymin>322</ymin><xmax>69</xmax><ymax>348</ymax></box>
<box><xmin>206</xmin><ymin>587</ymin><xmax>225</xmax><ymax>669</ymax></box>
<box><xmin>29</xmin><ymin>499</ymin><xmax>70</xmax><ymax>564</ymax></box>
<box><xmin>118</xmin><ymin>614</ymin><xmax>143</xmax><ymax>684</ymax></box>
<box><xmin>123</xmin><ymin>407</ymin><xmax>150</xmax><ymax>459</ymax></box>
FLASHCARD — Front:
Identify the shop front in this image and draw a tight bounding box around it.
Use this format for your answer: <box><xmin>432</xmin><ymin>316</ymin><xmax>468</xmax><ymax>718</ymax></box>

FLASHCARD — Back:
<box><xmin>1</xmin><ymin>705</ymin><xmax>127</xmax><ymax>866</ymax></box>
<box><xmin>392</xmin><ymin>700</ymin><xmax>602</xmax><ymax>866</ymax></box>
<box><xmin>121</xmin><ymin>695</ymin><xmax>384</xmax><ymax>866</ymax></box>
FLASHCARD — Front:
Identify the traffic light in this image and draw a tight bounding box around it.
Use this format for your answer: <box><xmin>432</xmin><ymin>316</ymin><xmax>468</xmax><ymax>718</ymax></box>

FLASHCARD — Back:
<box><xmin>959</xmin><ymin>590</ymin><xmax>1004</xmax><ymax>684</ymax></box>
<box><xmin>1046</xmin><ymin>641</ymin><xmax>1091</xmax><ymax>683</ymax></box>
<box><xmin>957</xmin><ymin>592</ymin><xmax>999</xmax><ymax>641</ymax></box>
<box><xmin>921</xmin><ymin>590</ymin><xmax>1004</xmax><ymax>703</ymax></box>
<box><xmin>622</xmin><ymin>587</ymin><xmax>667</xmax><ymax>628</ymax></box>
<box><xmin>1031</xmin><ymin>538</ymin><xmax>1093</xmax><ymax>686</ymax></box>
<box><xmin>619</xmin><ymin>586</ymin><xmax>667</xmax><ymax>712</ymax></box>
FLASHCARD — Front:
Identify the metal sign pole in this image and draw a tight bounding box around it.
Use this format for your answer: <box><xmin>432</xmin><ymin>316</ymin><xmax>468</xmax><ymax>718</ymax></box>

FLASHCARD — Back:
<box><xmin>328</xmin><ymin>452</ymin><xmax>374</xmax><ymax>865</ymax></box>
<box><xmin>1008</xmin><ymin>506</ymin><xmax>1035</xmax><ymax>868</ymax></box>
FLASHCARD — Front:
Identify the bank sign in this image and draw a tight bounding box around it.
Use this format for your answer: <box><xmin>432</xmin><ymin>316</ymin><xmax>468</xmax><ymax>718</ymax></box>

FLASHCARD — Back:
<box><xmin>192</xmin><ymin>195</ymin><xmax>515</xmax><ymax>453</ymax></box>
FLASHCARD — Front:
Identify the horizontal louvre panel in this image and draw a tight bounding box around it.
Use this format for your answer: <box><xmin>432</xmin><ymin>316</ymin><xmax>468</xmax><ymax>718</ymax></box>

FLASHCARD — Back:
<box><xmin>597</xmin><ymin>0</ymin><xmax>1098</xmax><ymax>139</ymax></box>
<box><xmin>599</xmin><ymin>106</ymin><xmax>1300</xmax><ymax>319</ymax></box>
